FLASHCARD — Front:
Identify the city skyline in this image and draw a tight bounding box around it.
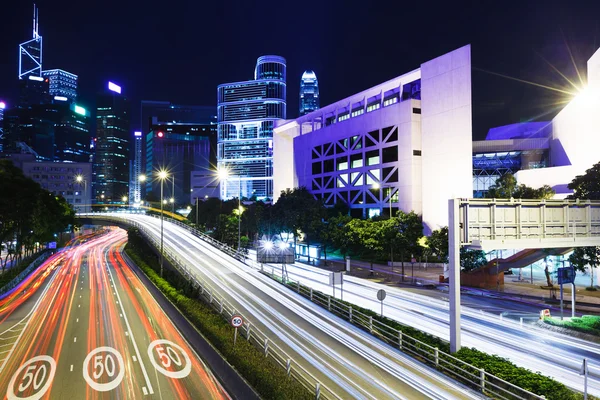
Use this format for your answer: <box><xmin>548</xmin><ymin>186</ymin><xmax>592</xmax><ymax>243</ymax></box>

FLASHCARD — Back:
<box><xmin>1</xmin><ymin>1</ymin><xmax>599</xmax><ymax>138</ymax></box>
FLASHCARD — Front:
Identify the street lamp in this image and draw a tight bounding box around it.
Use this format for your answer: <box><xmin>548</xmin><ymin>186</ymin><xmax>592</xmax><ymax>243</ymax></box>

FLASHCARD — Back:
<box><xmin>158</xmin><ymin>169</ymin><xmax>169</xmax><ymax>278</ymax></box>
<box><xmin>75</xmin><ymin>175</ymin><xmax>88</xmax><ymax>213</ymax></box>
<box><xmin>372</xmin><ymin>182</ymin><xmax>396</xmax><ymax>274</ymax></box>
<box><xmin>217</xmin><ymin>167</ymin><xmax>243</xmax><ymax>251</ymax></box>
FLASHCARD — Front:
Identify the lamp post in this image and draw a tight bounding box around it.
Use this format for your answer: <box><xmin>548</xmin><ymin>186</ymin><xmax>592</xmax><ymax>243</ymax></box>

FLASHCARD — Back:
<box><xmin>217</xmin><ymin>167</ymin><xmax>243</xmax><ymax>251</ymax></box>
<box><xmin>373</xmin><ymin>182</ymin><xmax>395</xmax><ymax>272</ymax></box>
<box><xmin>171</xmin><ymin>175</ymin><xmax>175</xmax><ymax>213</ymax></box>
<box><xmin>138</xmin><ymin>174</ymin><xmax>147</xmax><ymax>208</ymax></box>
<box><xmin>75</xmin><ymin>175</ymin><xmax>88</xmax><ymax>213</ymax></box>
<box><xmin>158</xmin><ymin>169</ymin><xmax>168</xmax><ymax>278</ymax></box>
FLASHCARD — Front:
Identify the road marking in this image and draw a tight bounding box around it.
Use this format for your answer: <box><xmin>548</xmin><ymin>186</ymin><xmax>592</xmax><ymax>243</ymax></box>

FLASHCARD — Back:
<box><xmin>142</xmin><ymin>387</ymin><xmax>148</xmax><ymax>395</ymax></box>
<box><xmin>76</xmin><ymin>318</ymin><xmax>79</xmax><ymax>323</ymax></box>
<box><xmin>74</xmin><ymin>337</ymin><xmax>77</xmax><ymax>343</ymax></box>
<box><xmin>7</xmin><ymin>355</ymin><xmax>56</xmax><ymax>400</ymax></box>
<box><xmin>105</xmin><ymin>263</ymin><xmax>154</xmax><ymax>394</ymax></box>
<box><xmin>116</xmin><ymin>301</ymin><xmax>119</xmax><ymax>304</ymax></box>
<box><xmin>119</xmin><ymin>314</ymin><xmax>123</xmax><ymax>318</ymax></box>
<box><xmin>132</xmin><ymin>356</ymin><xmax>137</xmax><ymax>362</ymax></box>
<box><xmin>125</xmin><ymin>332</ymin><xmax>129</xmax><ymax>337</ymax></box>
<box><xmin>83</xmin><ymin>346</ymin><xmax>125</xmax><ymax>392</ymax></box>
<box><xmin>0</xmin><ymin>266</ymin><xmax>60</xmax><ymax>374</ymax></box>
<box><xmin>78</xmin><ymin>304</ymin><xmax>81</xmax><ymax>308</ymax></box>
<box><xmin>70</xmin><ymin>364</ymin><xmax>73</xmax><ymax>372</ymax></box>
<box><xmin>80</xmin><ymin>295</ymin><xmax>82</xmax><ymax>298</ymax></box>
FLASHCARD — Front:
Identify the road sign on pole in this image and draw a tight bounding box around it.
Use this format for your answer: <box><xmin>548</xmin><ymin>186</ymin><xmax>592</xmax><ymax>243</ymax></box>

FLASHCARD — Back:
<box><xmin>580</xmin><ymin>358</ymin><xmax>588</xmax><ymax>400</ymax></box>
<box><xmin>329</xmin><ymin>272</ymin><xmax>343</xmax><ymax>299</ymax></box>
<box><xmin>377</xmin><ymin>289</ymin><xmax>386</xmax><ymax>317</ymax></box>
<box><xmin>231</xmin><ymin>315</ymin><xmax>244</xmax><ymax>348</ymax></box>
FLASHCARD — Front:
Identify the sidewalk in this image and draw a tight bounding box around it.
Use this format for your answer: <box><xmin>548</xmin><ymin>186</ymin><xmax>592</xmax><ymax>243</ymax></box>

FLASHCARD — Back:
<box><xmin>299</xmin><ymin>255</ymin><xmax>600</xmax><ymax>314</ymax></box>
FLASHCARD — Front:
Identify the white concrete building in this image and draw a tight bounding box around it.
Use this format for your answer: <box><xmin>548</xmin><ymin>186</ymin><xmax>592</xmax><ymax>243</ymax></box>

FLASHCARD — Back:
<box><xmin>273</xmin><ymin>45</ymin><xmax>473</xmax><ymax>233</ymax></box>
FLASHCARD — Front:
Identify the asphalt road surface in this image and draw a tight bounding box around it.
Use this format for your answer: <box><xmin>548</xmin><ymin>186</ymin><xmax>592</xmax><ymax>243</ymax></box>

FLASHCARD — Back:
<box><xmin>0</xmin><ymin>228</ymin><xmax>229</xmax><ymax>400</ymax></box>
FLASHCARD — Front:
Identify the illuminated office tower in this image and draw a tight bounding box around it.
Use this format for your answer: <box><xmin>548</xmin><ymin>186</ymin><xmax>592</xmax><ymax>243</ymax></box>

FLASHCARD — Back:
<box><xmin>19</xmin><ymin>4</ymin><xmax>42</xmax><ymax>80</ymax></box>
<box><xmin>299</xmin><ymin>70</ymin><xmax>319</xmax><ymax>116</ymax></box>
<box><xmin>94</xmin><ymin>82</ymin><xmax>130</xmax><ymax>204</ymax></box>
<box><xmin>217</xmin><ymin>55</ymin><xmax>286</xmax><ymax>201</ymax></box>
<box><xmin>0</xmin><ymin>101</ymin><xmax>5</xmax><ymax>152</ymax></box>
<box><xmin>130</xmin><ymin>131</ymin><xmax>143</xmax><ymax>205</ymax></box>
<box><xmin>42</xmin><ymin>69</ymin><xmax>78</xmax><ymax>103</ymax></box>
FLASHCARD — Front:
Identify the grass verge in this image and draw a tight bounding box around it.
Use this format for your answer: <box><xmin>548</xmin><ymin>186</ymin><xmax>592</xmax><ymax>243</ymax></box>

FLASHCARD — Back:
<box><xmin>545</xmin><ymin>315</ymin><xmax>600</xmax><ymax>337</ymax></box>
<box><xmin>125</xmin><ymin>228</ymin><xmax>312</xmax><ymax>400</ymax></box>
<box><xmin>279</xmin><ymin>278</ymin><xmax>588</xmax><ymax>400</ymax></box>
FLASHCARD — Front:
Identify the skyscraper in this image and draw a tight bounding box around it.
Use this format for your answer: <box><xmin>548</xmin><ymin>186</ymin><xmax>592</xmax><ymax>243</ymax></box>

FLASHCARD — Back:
<box><xmin>42</xmin><ymin>69</ymin><xmax>78</xmax><ymax>103</ymax></box>
<box><xmin>0</xmin><ymin>101</ymin><xmax>5</xmax><ymax>152</ymax></box>
<box><xmin>217</xmin><ymin>55</ymin><xmax>286</xmax><ymax>201</ymax></box>
<box><xmin>299</xmin><ymin>70</ymin><xmax>319</xmax><ymax>116</ymax></box>
<box><xmin>94</xmin><ymin>82</ymin><xmax>130</xmax><ymax>204</ymax></box>
<box><xmin>145</xmin><ymin>123</ymin><xmax>216</xmax><ymax>205</ymax></box>
<box><xmin>19</xmin><ymin>5</ymin><xmax>42</xmax><ymax>80</ymax></box>
<box><xmin>130</xmin><ymin>131</ymin><xmax>143</xmax><ymax>205</ymax></box>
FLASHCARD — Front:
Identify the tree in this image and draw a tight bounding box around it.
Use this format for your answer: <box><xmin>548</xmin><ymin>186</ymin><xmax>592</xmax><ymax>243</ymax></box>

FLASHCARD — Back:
<box><xmin>460</xmin><ymin>248</ymin><xmax>488</xmax><ymax>272</ymax></box>
<box><xmin>346</xmin><ymin>219</ymin><xmax>382</xmax><ymax>273</ymax></box>
<box><xmin>568</xmin><ymin>161</ymin><xmax>600</xmax><ymax>200</ymax></box>
<box><xmin>425</xmin><ymin>227</ymin><xmax>449</xmax><ymax>263</ymax></box>
<box><xmin>486</xmin><ymin>172</ymin><xmax>554</xmax><ymax>199</ymax></box>
<box><xmin>272</xmin><ymin>187</ymin><xmax>325</xmax><ymax>262</ymax></box>
<box><xmin>569</xmin><ymin>246</ymin><xmax>600</xmax><ymax>289</ymax></box>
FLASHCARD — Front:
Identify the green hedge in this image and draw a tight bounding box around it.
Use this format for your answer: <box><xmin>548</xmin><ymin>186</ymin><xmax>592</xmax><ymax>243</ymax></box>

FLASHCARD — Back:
<box><xmin>544</xmin><ymin>315</ymin><xmax>600</xmax><ymax>337</ymax></box>
<box><xmin>0</xmin><ymin>252</ymin><xmax>46</xmax><ymax>289</ymax></box>
<box><xmin>125</xmin><ymin>228</ymin><xmax>312</xmax><ymax>400</ymax></box>
<box><xmin>281</xmin><ymin>279</ymin><xmax>586</xmax><ymax>400</ymax></box>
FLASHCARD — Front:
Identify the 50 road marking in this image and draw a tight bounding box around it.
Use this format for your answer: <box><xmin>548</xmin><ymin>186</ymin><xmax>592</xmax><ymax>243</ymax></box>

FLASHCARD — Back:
<box><xmin>7</xmin><ymin>355</ymin><xmax>56</xmax><ymax>400</ymax></box>
<box><xmin>83</xmin><ymin>347</ymin><xmax>125</xmax><ymax>392</ymax></box>
<box><xmin>148</xmin><ymin>340</ymin><xmax>191</xmax><ymax>379</ymax></box>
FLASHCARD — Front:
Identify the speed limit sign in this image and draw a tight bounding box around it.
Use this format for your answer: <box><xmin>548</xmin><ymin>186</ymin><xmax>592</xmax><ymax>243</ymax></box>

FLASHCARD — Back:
<box><xmin>230</xmin><ymin>315</ymin><xmax>244</xmax><ymax>328</ymax></box>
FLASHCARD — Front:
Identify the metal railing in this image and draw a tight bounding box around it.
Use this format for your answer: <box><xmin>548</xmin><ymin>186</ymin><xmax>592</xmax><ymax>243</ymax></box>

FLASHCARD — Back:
<box><xmin>272</xmin><ymin>274</ymin><xmax>545</xmax><ymax>400</ymax></box>
<box><xmin>89</xmin><ymin>214</ymin><xmax>340</xmax><ymax>400</ymax></box>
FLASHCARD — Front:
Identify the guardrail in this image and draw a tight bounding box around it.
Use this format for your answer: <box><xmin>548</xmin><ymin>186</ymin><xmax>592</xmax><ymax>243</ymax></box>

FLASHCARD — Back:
<box><xmin>81</xmin><ymin>212</ymin><xmax>549</xmax><ymax>400</ymax></box>
<box><xmin>271</xmin><ymin>274</ymin><xmax>545</xmax><ymax>400</ymax></box>
<box><xmin>0</xmin><ymin>251</ymin><xmax>51</xmax><ymax>298</ymax></box>
<box><xmin>85</xmin><ymin>214</ymin><xmax>340</xmax><ymax>400</ymax></box>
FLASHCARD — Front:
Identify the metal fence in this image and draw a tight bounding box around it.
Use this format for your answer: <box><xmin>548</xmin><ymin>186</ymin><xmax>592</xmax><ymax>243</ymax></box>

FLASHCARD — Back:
<box><xmin>0</xmin><ymin>251</ymin><xmax>51</xmax><ymax>298</ymax></box>
<box><xmin>93</xmin><ymin>214</ymin><xmax>340</xmax><ymax>400</ymax></box>
<box><xmin>83</xmin><ymin>213</ymin><xmax>550</xmax><ymax>400</ymax></box>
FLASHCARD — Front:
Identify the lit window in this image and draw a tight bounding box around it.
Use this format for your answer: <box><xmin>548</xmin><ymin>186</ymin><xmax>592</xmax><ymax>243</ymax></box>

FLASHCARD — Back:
<box><xmin>338</xmin><ymin>113</ymin><xmax>350</xmax><ymax>122</ymax></box>
<box><xmin>383</xmin><ymin>97</ymin><xmax>398</xmax><ymax>107</ymax></box>
<box><xmin>351</xmin><ymin>172</ymin><xmax>361</xmax><ymax>185</ymax></box>
<box><xmin>351</xmin><ymin>109</ymin><xmax>364</xmax><ymax>118</ymax></box>
<box><xmin>368</xmin><ymin>208</ymin><xmax>381</xmax><ymax>218</ymax></box>
<box><xmin>337</xmin><ymin>161</ymin><xmax>348</xmax><ymax>171</ymax></box>
<box><xmin>367</xmin><ymin>103</ymin><xmax>380</xmax><ymax>112</ymax></box>
<box><xmin>367</xmin><ymin>155</ymin><xmax>379</xmax><ymax>166</ymax></box>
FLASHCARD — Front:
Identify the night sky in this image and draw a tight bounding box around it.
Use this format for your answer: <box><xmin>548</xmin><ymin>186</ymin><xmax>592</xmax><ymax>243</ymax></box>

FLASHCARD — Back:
<box><xmin>1</xmin><ymin>0</ymin><xmax>600</xmax><ymax>139</ymax></box>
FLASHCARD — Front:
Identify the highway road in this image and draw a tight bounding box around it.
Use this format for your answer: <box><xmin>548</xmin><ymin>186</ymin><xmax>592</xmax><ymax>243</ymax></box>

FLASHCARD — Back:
<box><xmin>93</xmin><ymin>213</ymin><xmax>485</xmax><ymax>399</ymax></box>
<box><xmin>267</xmin><ymin>254</ymin><xmax>600</xmax><ymax>396</ymax></box>
<box><xmin>0</xmin><ymin>228</ymin><xmax>228</xmax><ymax>400</ymax></box>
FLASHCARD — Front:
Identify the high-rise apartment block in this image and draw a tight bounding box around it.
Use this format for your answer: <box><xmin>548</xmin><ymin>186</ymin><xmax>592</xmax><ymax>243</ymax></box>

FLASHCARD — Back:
<box><xmin>299</xmin><ymin>70</ymin><xmax>319</xmax><ymax>116</ymax></box>
<box><xmin>94</xmin><ymin>82</ymin><xmax>130</xmax><ymax>204</ymax></box>
<box><xmin>217</xmin><ymin>55</ymin><xmax>287</xmax><ymax>201</ymax></box>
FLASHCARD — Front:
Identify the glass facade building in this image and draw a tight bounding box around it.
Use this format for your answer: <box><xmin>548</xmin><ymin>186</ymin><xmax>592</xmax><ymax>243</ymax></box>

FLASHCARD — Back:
<box><xmin>299</xmin><ymin>70</ymin><xmax>319</xmax><ymax>116</ymax></box>
<box><xmin>217</xmin><ymin>55</ymin><xmax>286</xmax><ymax>200</ymax></box>
<box><xmin>42</xmin><ymin>69</ymin><xmax>78</xmax><ymax>103</ymax></box>
<box><xmin>2</xmin><ymin>102</ymin><xmax>91</xmax><ymax>162</ymax></box>
<box><xmin>145</xmin><ymin>123</ymin><xmax>216</xmax><ymax>204</ymax></box>
<box><xmin>94</xmin><ymin>89</ymin><xmax>130</xmax><ymax>204</ymax></box>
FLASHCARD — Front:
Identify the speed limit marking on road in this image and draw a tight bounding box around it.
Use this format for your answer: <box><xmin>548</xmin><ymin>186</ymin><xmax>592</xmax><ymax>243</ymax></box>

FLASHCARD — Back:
<box><xmin>82</xmin><ymin>347</ymin><xmax>125</xmax><ymax>392</ymax></box>
<box><xmin>147</xmin><ymin>340</ymin><xmax>191</xmax><ymax>379</ymax></box>
<box><xmin>230</xmin><ymin>315</ymin><xmax>244</xmax><ymax>328</ymax></box>
<box><xmin>7</xmin><ymin>355</ymin><xmax>56</xmax><ymax>400</ymax></box>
